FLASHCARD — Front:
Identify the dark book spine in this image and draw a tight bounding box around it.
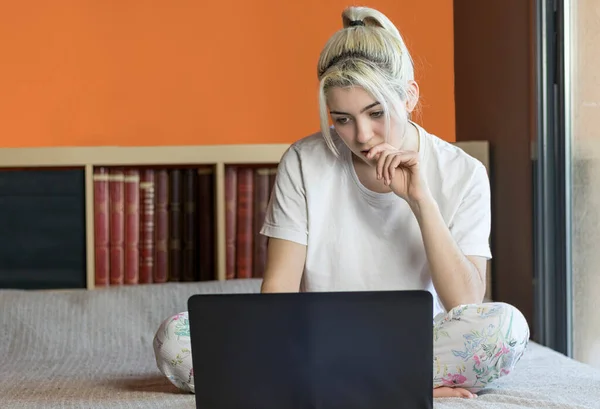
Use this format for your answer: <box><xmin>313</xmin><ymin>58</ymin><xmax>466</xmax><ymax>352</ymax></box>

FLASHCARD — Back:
<box><xmin>269</xmin><ymin>168</ymin><xmax>277</xmax><ymax>195</ymax></box>
<box><xmin>253</xmin><ymin>168</ymin><xmax>271</xmax><ymax>278</ymax></box>
<box><xmin>182</xmin><ymin>169</ymin><xmax>198</xmax><ymax>282</ymax></box>
<box><xmin>198</xmin><ymin>167</ymin><xmax>215</xmax><ymax>281</ymax></box>
<box><xmin>168</xmin><ymin>169</ymin><xmax>183</xmax><ymax>282</ymax></box>
<box><xmin>154</xmin><ymin>169</ymin><xmax>169</xmax><ymax>283</ymax></box>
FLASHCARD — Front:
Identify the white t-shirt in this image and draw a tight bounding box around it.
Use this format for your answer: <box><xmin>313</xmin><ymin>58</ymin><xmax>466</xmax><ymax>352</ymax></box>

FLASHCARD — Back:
<box><xmin>260</xmin><ymin>122</ymin><xmax>492</xmax><ymax>317</ymax></box>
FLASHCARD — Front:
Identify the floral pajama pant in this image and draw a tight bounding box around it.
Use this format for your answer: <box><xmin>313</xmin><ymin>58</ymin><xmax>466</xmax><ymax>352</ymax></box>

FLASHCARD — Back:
<box><xmin>153</xmin><ymin>302</ymin><xmax>530</xmax><ymax>394</ymax></box>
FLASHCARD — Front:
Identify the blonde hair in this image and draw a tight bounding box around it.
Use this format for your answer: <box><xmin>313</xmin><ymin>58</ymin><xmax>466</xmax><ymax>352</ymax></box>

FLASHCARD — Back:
<box><xmin>317</xmin><ymin>6</ymin><xmax>415</xmax><ymax>156</ymax></box>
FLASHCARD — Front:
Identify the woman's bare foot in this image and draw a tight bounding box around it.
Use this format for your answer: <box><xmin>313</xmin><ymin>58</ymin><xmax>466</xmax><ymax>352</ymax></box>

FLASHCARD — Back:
<box><xmin>433</xmin><ymin>386</ymin><xmax>477</xmax><ymax>399</ymax></box>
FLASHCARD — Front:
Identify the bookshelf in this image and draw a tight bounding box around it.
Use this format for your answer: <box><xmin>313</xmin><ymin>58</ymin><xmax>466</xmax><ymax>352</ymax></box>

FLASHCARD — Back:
<box><xmin>0</xmin><ymin>144</ymin><xmax>289</xmax><ymax>289</ymax></box>
<box><xmin>0</xmin><ymin>141</ymin><xmax>491</xmax><ymax>296</ymax></box>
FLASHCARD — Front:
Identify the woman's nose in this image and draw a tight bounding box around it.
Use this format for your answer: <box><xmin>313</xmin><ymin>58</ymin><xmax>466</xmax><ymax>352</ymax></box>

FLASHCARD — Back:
<box><xmin>356</xmin><ymin>123</ymin><xmax>373</xmax><ymax>144</ymax></box>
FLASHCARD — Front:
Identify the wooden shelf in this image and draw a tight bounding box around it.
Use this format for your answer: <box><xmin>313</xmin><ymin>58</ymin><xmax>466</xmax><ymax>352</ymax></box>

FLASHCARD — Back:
<box><xmin>0</xmin><ymin>144</ymin><xmax>290</xmax><ymax>167</ymax></box>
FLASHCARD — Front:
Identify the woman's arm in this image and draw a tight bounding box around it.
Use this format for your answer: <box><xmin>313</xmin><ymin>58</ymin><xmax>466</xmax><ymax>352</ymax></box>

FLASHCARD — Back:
<box><xmin>367</xmin><ymin>142</ymin><xmax>491</xmax><ymax>312</ymax></box>
<box><xmin>411</xmin><ymin>197</ymin><xmax>487</xmax><ymax>311</ymax></box>
<box><xmin>260</xmin><ymin>238</ymin><xmax>307</xmax><ymax>293</ymax></box>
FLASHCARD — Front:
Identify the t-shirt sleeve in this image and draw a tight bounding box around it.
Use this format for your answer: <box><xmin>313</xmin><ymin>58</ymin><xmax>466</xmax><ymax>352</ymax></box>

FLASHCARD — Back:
<box><xmin>449</xmin><ymin>163</ymin><xmax>492</xmax><ymax>259</ymax></box>
<box><xmin>259</xmin><ymin>145</ymin><xmax>308</xmax><ymax>246</ymax></box>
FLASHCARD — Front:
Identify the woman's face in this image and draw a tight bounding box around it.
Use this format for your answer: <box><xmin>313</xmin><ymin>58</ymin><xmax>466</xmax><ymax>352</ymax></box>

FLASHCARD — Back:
<box><xmin>326</xmin><ymin>86</ymin><xmax>412</xmax><ymax>166</ymax></box>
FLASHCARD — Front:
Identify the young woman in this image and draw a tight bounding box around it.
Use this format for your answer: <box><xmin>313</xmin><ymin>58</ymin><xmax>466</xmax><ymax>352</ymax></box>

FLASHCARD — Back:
<box><xmin>154</xmin><ymin>6</ymin><xmax>530</xmax><ymax>399</ymax></box>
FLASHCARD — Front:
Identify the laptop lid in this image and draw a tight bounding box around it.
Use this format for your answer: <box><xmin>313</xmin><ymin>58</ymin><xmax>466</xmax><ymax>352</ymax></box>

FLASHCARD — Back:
<box><xmin>188</xmin><ymin>290</ymin><xmax>433</xmax><ymax>409</ymax></box>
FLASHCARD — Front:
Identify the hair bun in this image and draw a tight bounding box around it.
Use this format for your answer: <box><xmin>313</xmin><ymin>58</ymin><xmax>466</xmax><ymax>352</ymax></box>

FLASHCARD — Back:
<box><xmin>341</xmin><ymin>7</ymin><xmax>392</xmax><ymax>34</ymax></box>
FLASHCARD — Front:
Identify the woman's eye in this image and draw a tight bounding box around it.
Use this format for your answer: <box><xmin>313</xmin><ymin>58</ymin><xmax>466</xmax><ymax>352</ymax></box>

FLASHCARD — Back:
<box><xmin>335</xmin><ymin>117</ymin><xmax>350</xmax><ymax>124</ymax></box>
<box><xmin>370</xmin><ymin>111</ymin><xmax>384</xmax><ymax>118</ymax></box>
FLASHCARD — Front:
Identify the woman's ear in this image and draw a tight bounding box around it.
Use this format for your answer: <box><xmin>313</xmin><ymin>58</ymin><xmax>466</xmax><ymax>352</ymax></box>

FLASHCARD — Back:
<box><xmin>405</xmin><ymin>80</ymin><xmax>420</xmax><ymax>113</ymax></box>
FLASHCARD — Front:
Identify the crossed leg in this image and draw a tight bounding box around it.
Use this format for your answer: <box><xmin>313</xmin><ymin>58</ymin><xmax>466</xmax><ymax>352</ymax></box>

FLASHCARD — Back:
<box><xmin>432</xmin><ymin>302</ymin><xmax>530</xmax><ymax>397</ymax></box>
<box><xmin>153</xmin><ymin>302</ymin><xmax>530</xmax><ymax>397</ymax></box>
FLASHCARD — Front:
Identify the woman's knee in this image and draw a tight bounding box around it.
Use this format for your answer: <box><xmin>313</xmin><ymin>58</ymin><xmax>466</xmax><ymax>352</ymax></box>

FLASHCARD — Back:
<box><xmin>433</xmin><ymin>302</ymin><xmax>530</xmax><ymax>391</ymax></box>
<box><xmin>153</xmin><ymin>311</ymin><xmax>195</xmax><ymax>393</ymax></box>
<box><xmin>440</xmin><ymin>302</ymin><xmax>530</xmax><ymax>343</ymax></box>
<box><xmin>486</xmin><ymin>302</ymin><xmax>530</xmax><ymax>343</ymax></box>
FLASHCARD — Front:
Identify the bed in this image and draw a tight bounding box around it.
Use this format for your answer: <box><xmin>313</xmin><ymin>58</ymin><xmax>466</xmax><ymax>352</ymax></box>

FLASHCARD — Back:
<box><xmin>1</xmin><ymin>279</ymin><xmax>599</xmax><ymax>409</ymax></box>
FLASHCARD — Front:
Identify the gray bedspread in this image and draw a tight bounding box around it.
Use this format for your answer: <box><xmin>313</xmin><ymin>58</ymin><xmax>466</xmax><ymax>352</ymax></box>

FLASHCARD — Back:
<box><xmin>1</xmin><ymin>279</ymin><xmax>599</xmax><ymax>408</ymax></box>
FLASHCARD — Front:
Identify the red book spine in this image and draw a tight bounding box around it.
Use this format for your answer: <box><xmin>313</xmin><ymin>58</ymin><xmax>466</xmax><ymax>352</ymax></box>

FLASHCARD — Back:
<box><xmin>225</xmin><ymin>166</ymin><xmax>237</xmax><ymax>279</ymax></box>
<box><xmin>154</xmin><ymin>169</ymin><xmax>169</xmax><ymax>283</ymax></box>
<box><xmin>109</xmin><ymin>168</ymin><xmax>125</xmax><ymax>285</ymax></box>
<box><xmin>236</xmin><ymin>167</ymin><xmax>253</xmax><ymax>278</ymax></box>
<box><xmin>93</xmin><ymin>167</ymin><xmax>110</xmax><ymax>287</ymax></box>
<box><xmin>139</xmin><ymin>169</ymin><xmax>155</xmax><ymax>284</ymax></box>
<box><xmin>124</xmin><ymin>169</ymin><xmax>140</xmax><ymax>285</ymax></box>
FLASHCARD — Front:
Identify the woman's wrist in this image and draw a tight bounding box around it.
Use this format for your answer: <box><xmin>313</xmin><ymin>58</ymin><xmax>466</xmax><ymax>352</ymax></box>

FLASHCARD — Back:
<box><xmin>408</xmin><ymin>193</ymin><xmax>438</xmax><ymax>222</ymax></box>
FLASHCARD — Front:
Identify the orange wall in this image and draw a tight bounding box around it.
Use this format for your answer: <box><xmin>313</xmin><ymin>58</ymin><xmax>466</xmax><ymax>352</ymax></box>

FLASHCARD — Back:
<box><xmin>0</xmin><ymin>1</ymin><xmax>454</xmax><ymax>148</ymax></box>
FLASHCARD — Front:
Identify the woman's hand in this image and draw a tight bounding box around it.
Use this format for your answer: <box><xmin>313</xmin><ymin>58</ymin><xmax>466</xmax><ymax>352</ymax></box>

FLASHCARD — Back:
<box><xmin>365</xmin><ymin>143</ymin><xmax>430</xmax><ymax>206</ymax></box>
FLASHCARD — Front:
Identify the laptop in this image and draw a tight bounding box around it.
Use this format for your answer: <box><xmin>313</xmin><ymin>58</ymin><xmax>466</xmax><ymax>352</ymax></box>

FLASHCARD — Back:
<box><xmin>188</xmin><ymin>290</ymin><xmax>433</xmax><ymax>409</ymax></box>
